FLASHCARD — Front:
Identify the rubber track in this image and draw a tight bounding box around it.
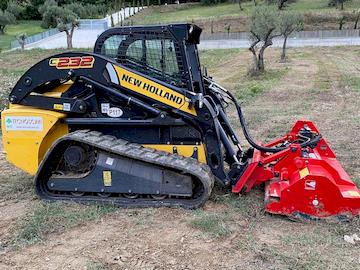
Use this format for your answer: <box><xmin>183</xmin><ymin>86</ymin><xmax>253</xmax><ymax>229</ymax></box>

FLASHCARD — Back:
<box><xmin>35</xmin><ymin>130</ymin><xmax>215</xmax><ymax>209</ymax></box>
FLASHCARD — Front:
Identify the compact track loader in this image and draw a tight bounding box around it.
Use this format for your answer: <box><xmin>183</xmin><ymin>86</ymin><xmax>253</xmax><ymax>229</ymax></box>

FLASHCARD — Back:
<box><xmin>2</xmin><ymin>24</ymin><xmax>360</xmax><ymax>219</ymax></box>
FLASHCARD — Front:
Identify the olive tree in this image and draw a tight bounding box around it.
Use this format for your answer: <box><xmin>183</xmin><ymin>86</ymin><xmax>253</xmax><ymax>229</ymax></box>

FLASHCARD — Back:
<box><xmin>0</xmin><ymin>10</ymin><xmax>15</xmax><ymax>34</ymax></box>
<box><xmin>279</xmin><ymin>12</ymin><xmax>303</xmax><ymax>61</ymax></box>
<box><xmin>39</xmin><ymin>0</ymin><xmax>79</xmax><ymax>49</ymax></box>
<box><xmin>57</xmin><ymin>9</ymin><xmax>79</xmax><ymax>49</ymax></box>
<box><xmin>248</xmin><ymin>6</ymin><xmax>280</xmax><ymax>74</ymax></box>
<box><xmin>17</xmin><ymin>33</ymin><xmax>27</xmax><ymax>50</ymax></box>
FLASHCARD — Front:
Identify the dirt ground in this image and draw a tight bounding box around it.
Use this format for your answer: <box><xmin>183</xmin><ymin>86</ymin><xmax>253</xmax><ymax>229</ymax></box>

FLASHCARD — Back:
<box><xmin>0</xmin><ymin>47</ymin><xmax>359</xmax><ymax>270</ymax></box>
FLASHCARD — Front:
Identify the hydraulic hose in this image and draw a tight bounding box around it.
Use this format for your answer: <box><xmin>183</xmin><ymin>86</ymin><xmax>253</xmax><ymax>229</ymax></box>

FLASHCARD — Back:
<box><xmin>226</xmin><ymin>90</ymin><xmax>322</xmax><ymax>153</ymax></box>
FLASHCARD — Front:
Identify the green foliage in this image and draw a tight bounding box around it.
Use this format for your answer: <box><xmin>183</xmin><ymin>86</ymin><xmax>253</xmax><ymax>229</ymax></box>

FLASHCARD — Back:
<box><xmin>39</xmin><ymin>0</ymin><xmax>79</xmax><ymax>31</ymax></box>
<box><xmin>0</xmin><ymin>9</ymin><xmax>16</xmax><ymax>34</ymax></box>
<box><xmin>200</xmin><ymin>0</ymin><xmax>227</xmax><ymax>5</ymax></box>
<box><xmin>21</xmin><ymin>0</ymin><xmax>44</xmax><ymax>20</ymax></box>
<box><xmin>17</xmin><ymin>0</ymin><xmax>112</xmax><ymax>20</ymax></box>
<box><xmin>279</xmin><ymin>11</ymin><xmax>303</xmax><ymax>36</ymax></box>
<box><xmin>39</xmin><ymin>0</ymin><xmax>61</xmax><ymax>28</ymax></box>
<box><xmin>249</xmin><ymin>6</ymin><xmax>279</xmax><ymax>40</ymax></box>
<box><xmin>0</xmin><ymin>0</ymin><xmax>8</xmax><ymax>10</ymax></box>
<box><xmin>56</xmin><ymin>8</ymin><xmax>79</xmax><ymax>32</ymax></box>
<box><xmin>5</xmin><ymin>0</ymin><xmax>23</xmax><ymax>19</ymax></box>
<box><xmin>63</xmin><ymin>2</ymin><xmax>107</xmax><ymax>19</ymax></box>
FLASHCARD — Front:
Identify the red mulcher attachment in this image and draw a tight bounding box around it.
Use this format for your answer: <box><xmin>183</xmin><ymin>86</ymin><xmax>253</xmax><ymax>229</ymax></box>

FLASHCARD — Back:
<box><xmin>233</xmin><ymin>120</ymin><xmax>360</xmax><ymax>219</ymax></box>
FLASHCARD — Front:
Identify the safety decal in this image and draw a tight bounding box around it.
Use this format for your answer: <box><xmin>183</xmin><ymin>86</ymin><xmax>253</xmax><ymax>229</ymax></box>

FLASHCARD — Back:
<box><xmin>5</xmin><ymin>116</ymin><xmax>43</xmax><ymax>131</ymax></box>
<box><xmin>347</xmin><ymin>190</ymin><xmax>360</xmax><ymax>198</ymax></box>
<box><xmin>101</xmin><ymin>103</ymin><xmax>110</xmax><ymax>114</ymax></box>
<box><xmin>53</xmin><ymin>104</ymin><xmax>64</xmax><ymax>110</ymax></box>
<box><xmin>299</xmin><ymin>167</ymin><xmax>309</xmax><ymax>179</ymax></box>
<box><xmin>305</xmin><ymin>180</ymin><xmax>316</xmax><ymax>190</ymax></box>
<box><xmin>63</xmin><ymin>103</ymin><xmax>71</xmax><ymax>111</ymax></box>
<box><xmin>103</xmin><ymin>171</ymin><xmax>112</xmax><ymax>187</ymax></box>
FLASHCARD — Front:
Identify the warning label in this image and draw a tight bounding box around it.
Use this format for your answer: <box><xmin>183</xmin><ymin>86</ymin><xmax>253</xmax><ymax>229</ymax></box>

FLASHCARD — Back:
<box><xmin>305</xmin><ymin>180</ymin><xmax>316</xmax><ymax>190</ymax></box>
<box><xmin>5</xmin><ymin>116</ymin><xmax>43</xmax><ymax>131</ymax></box>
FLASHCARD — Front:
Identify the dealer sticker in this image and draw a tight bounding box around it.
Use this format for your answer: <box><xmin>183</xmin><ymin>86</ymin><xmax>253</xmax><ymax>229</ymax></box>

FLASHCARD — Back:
<box><xmin>107</xmin><ymin>107</ymin><xmax>123</xmax><ymax>118</ymax></box>
<box><xmin>5</xmin><ymin>116</ymin><xmax>43</xmax><ymax>131</ymax></box>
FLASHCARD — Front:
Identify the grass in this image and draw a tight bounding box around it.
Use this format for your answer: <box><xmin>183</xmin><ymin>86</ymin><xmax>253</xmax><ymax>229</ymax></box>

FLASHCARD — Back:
<box><xmin>13</xmin><ymin>202</ymin><xmax>117</xmax><ymax>247</ymax></box>
<box><xmin>128</xmin><ymin>0</ymin><xmax>360</xmax><ymax>30</ymax></box>
<box><xmin>235</xmin><ymin>68</ymin><xmax>289</xmax><ymax>102</ymax></box>
<box><xmin>342</xmin><ymin>75</ymin><xmax>360</xmax><ymax>92</ymax></box>
<box><xmin>127</xmin><ymin>3</ymin><xmax>249</xmax><ymax>25</ymax></box>
<box><xmin>0</xmin><ymin>21</ymin><xmax>44</xmax><ymax>51</ymax></box>
<box><xmin>200</xmin><ymin>48</ymin><xmax>242</xmax><ymax>68</ymax></box>
<box><xmin>190</xmin><ymin>210</ymin><xmax>231</xmax><ymax>238</ymax></box>
<box><xmin>211</xmin><ymin>188</ymin><xmax>265</xmax><ymax>221</ymax></box>
<box><xmin>0</xmin><ymin>172</ymin><xmax>33</xmax><ymax>200</ymax></box>
<box><xmin>86</xmin><ymin>262</ymin><xmax>109</xmax><ymax>270</ymax></box>
<box><xmin>200</xmin><ymin>48</ymin><xmax>289</xmax><ymax>103</ymax></box>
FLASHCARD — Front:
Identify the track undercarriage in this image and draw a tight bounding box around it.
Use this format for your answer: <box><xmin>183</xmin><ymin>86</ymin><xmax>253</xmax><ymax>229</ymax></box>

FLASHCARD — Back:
<box><xmin>36</xmin><ymin>130</ymin><xmax>214</xmax><ymax>208</ymax></box>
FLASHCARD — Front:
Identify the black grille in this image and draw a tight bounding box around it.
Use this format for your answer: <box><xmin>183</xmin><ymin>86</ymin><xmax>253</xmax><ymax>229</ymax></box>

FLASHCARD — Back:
<box><xmin>97</xmin><ymin>29</ymin><xmax>188</xmax><ymax>87</ymax></box>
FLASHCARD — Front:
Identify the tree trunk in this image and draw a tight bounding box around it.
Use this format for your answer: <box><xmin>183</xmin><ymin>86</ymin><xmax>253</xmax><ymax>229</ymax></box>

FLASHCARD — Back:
<box><xmin>20</xmin><ymin>39</ymin><xmax>25</xmax><ymax>50</ymax></box>
<box><xmin>249</xmin><ymin>39</ymin><xmax>260</xmax><ymax>74</ymax></box>
<box><xmin>281</xmin><ymin>35</ymin><xmax>288</xmax><ymax>61</ymax></box>
<box><xmin>66</xmin><ymin>29</ymin><xmax>73</xmax><ymax>49</ymax></box>
<box><xmin>355</xmin><ymin>13</ymin><xmax>360</xmax><ymax>29</ymax></box>
<box><xmin>238</xmin><ymin>0</ymin><xmax>243</xmax><ymax>10</ymax></box>
<box><xmin>0</xmin><ymin>26</ymin><xmax>5</xmax><ymax>35</ymax></box>
<box><xmin>67</xmin><ymin>34</ymin><xmax>73</xmax><ymax>49</ymax></box>
<box><xmin>252</xmin><ymin>0</ymin><xmax>256</xmax><ymax>6</ymax></box>
<box><xmin>258</xmin><ymin>41</ymin><xmax>273</xmax><ymax>72</ymax></box>
<box><xmin>340</xmin><ymin>1</ymin><xmax>344</xmax><ymax>10</ymax></box>
<box><xmin>339</xmin><ymin>16</ymin><xmax>345</xmax><ymax>30</ymax></box>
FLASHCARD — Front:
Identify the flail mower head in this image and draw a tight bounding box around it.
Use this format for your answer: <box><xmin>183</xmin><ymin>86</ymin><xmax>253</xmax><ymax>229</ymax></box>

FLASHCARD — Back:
<box><xmin>232</xmin><ymin>120</ymin><xmax>360</xmax><ymax>219</ymax></box>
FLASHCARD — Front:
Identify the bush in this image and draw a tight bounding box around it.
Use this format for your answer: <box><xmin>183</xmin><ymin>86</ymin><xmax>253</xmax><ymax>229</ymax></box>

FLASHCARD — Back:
<box><xmin>200</xmin><ymin>0</ymin><xmax>228</xmax><ymax>6</ymax></box>
<box><xmin>5</xmin><ymin>0</ymin><xmax>23</xmax><ymax>19</ymax></box>
<box><xmin>0</xmin><ymin>9</ymin><xmax>16</xmax><ymax>34</ymax></box>
<box><xmin>21</xmin><ymin>0</ymin><xmax>45</xmax><ymax>20</ymax></box>
<box><xmin>63</xmin><ymin>2</ymin><xmax>106</xmax><ymax>19</ymax></box>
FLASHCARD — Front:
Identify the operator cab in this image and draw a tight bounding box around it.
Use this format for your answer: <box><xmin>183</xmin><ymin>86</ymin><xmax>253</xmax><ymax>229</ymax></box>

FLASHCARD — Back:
<box><xmin>94</xmin><ymin>24</ymin><xmax>204</xmax><ymax>93</ymax></box>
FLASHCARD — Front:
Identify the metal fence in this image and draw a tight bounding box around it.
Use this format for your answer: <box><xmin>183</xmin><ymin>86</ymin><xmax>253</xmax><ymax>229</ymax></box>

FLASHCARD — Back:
<box><xmin>78</xmin><ymin>19</ymin><xmax>109</xmax><ymax>30</ymax></box>
<box><xmin>11</xmin><ymin>28</ymin><xmax>60</xmax><ymax>49</ymax></box>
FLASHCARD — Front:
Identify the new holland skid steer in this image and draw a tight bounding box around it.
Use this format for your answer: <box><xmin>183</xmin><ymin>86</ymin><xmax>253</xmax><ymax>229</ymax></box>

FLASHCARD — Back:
<box><xmin>2</xmin><ymin>24</ymin><xmax>360</xmax><ymax>219</ymax></box>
